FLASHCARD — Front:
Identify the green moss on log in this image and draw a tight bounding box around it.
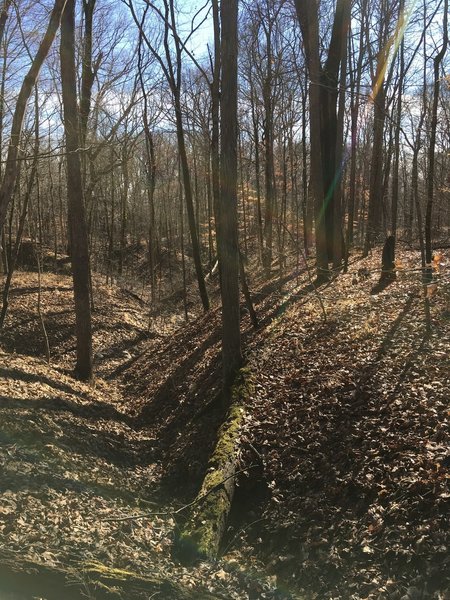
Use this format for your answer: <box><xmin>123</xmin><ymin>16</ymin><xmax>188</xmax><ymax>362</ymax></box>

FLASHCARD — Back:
<box><xmin>176</xmin><ymin>368</ymin><xmax>254</xmax><ymax>562</ymax></box>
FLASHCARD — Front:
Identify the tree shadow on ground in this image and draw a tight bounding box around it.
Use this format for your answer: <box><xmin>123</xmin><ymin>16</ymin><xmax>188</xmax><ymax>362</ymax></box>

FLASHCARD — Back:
<box><xmin>0</xmin><ymin>393</ymin><xmax>131</xmax><ymax>424</ymax></box>
<box><xmin>267</xmin><ymin>291</ymin><xmax>433</xmax><ymax>594</ymax></box>
<box><xmin>0</xmin><ymin>405</ymin><xmax>153</xmax><ymax>468</ymax></box>
<box><xmin>0</xmin><ymin>367</ymin><xmax>87</xmax><ymax>397</ymax></box>
<box><xmin>0</xmin><ymin>467</ymin><xmax>147</xmax><ymax>504</ymax></box>
<box><xmin>258</xmin><ymin>278</ymin><xmax>332</xmax><ymax>328</ymax></box>
<box><xmin>352</xmin><ymin>291</ymin><xmax>417</xmax><ymax>400</ymax></box>
<box><xmin>386</xmin><ymin>332</ymin><xmax>430</xmax><ymax>403</ymax></box>
<box><xmin>128</xmin><ymin>270</ymin><xmax>335</xmax><ymax>495</ymax></box>
<box><xmin>96</xmin><ymin>330</ymin><xmax>149</xmax><ymax>360</ymax></box>
<box><xmin>149</xmin><ymin>355</ymin><xmax>224</xmax><ymax>493</ymax></box>
<box><xmin>252</xmin><ymin>269</ymin><xmax>306</xmax><ymax>305</ymax></box>
<box><xmin>9</xmin><ymin>286</ymin><xmax>72</xmax><ymax>297</ymax></box>
<box><xmin>131</xmin><ymin>325</ymin><xmax>222</xmax><ymax>426</ymax></box>
<box><xmin>1</xmin><ymin>320</ymin><xmax>74</xmax><ymax>357</ymax></box>
<box><xmin>271</xmin><ymin>290</ymin><xmax>419</xmax><ymax>512</ymax></box>
<box><xmin>2</xmin><ymin>309</ymin><xmax>74</xmax><ymax>329</ymax></box>
<box><xmin>103</xmin><ymin>331</ymin><xmax>158</xmax><ymax>379</ymax></box>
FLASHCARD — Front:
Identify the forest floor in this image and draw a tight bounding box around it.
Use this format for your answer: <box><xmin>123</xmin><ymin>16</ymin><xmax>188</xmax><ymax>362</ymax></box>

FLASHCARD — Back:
<box><xmin>0</xmin><ymin>245</ymin><xmax>449</xmax><ymax>599</ymax></box>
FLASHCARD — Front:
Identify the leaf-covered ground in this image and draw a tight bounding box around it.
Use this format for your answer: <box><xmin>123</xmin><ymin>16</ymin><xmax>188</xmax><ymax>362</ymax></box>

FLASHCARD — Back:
<box><xmin>0</xmin><ymin>271</ymin><xmax>277</xmax><ymax>599</ymax></box>
<box><xmin>239</xmin><ymin>254</ymin><xmax>450</xmax><ymax>599</ymax></box>
<box><xmin>0</xmin><ymin>248</ymin><xmax>449</xmax><ymax>599</ymax></box>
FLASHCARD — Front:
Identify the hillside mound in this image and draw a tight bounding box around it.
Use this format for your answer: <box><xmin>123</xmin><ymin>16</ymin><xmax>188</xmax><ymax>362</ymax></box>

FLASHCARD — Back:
<box><xmin>0</xmin><ymin>248</ymin><xmax>449</xmax><ymax>599</ymax></box>
<box><xmin>122</xmin><ymin>247</ymin><xmax>450</xmax><ymax>599</ymax></box>
<box><xmin>0</xmin><ymin>272</ymin><xmax>275</xmax><ymax>599</ymax></box>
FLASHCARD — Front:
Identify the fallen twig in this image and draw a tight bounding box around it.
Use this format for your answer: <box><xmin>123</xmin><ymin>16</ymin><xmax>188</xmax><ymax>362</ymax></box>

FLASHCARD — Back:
<box><xmin>102</xmin><ymin>464</ymin><xmax>258</xmax><ymax>523</ymax></box>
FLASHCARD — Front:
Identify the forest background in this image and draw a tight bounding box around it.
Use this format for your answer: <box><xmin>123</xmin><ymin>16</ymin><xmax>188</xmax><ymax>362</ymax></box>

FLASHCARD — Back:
<box><xmin>0</xmin><ymin>1</ymin><xmax>449</xmax><ymax>598</ymax></box>
<box><xmin>0</xmin><ymin>0</ymin><xmax>448</xmax><ymax>352</ymax></box>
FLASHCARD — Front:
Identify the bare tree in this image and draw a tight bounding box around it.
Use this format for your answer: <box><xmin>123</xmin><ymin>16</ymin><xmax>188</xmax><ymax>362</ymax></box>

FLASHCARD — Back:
<box><xmin>345</xmin><ymin>0</ymin><xmax>367</xmax><ymax>264</ymax></box>
<box><xmin>363</xmin><ymin>1</ymin><xmax>397</xmax><ymax>256</ymax></box>
<box><xmin>425</xmin><ymin>0</ymin><xmax>448</xmax><ymax>280</ymax></box>
<box><xmin>294</xmin><ymin>0</ymin><xmax>351</xmax><ymax>278</ymax></box>
<box><xmin>60</xmin><ymin>0</ymin><xmax>93</xmax><ymax>381</ymax></box>
<box><xmin>0</xmin><ymin>0</ymin><xmax>12</xmax><ymax>47</ymax></box>
<box><xmin>217</xmin><ymin>0</ymin><xmax>242</xmax><ymax>387</ymax></box>
<box><xmin>125</xmin><ymin>0</ymin><xmax>210</xmax><ymax>312</ymax></box>
<box><xmin>0</xmin><ymin>0</ymin><xmax>68</xmax><ymax>231</ymax></box>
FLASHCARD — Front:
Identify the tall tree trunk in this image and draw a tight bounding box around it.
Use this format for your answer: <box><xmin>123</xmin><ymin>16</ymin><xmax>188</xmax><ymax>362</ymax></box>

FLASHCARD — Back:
<box><xmin>174</xmin><ymin>96</ymin><xmax>210</xmax><ymax>311</ymax></box>
<box><xmin>218</xmin><ymin>0</ymin><xmax>242</xmax><ymax>388</ymax></box>
<box><xmin>210</xmin><ymin>0</ymin><xmax>221</xmax><ymax>259</ymax></box>
<box><xmin>249</xmin><ymin>74</ymin><xmax>264</xmax><ymax>262</ymax></box>
<box><xmin>425</xmin><ymin>0</ymin><xmax>448</xmax><ymax>281</ymax></box>
<box><xmin>332</xmin><ymin>47</ymin><xmax>348</xmax><ymax>269</ymax></box>
<box><xmin>364</xmin><ymin>80</ymin><xmax>386</xmax><ymax>255</ymax></box>
<box><xmin>262</xmin><ymin>24</ymin><xmax>275</xmax><ymax>273</ymax></box>
<box><xmin>295</xmin><ymin>0</ymin><xmax>350</xmax><ymax>278</ymax></box>
<box><xmin>346</xmin><ymin>0</ymin><xmax>366</xmax><ymax>256</ymax></box>
<box><xmin>391</xmin><ymin>0</ymin><xmax>405</xmax><ymax>247</ymax></box>
<box><xmin>294</xmin><ymin>2</ymin><xmax>328</xmax><ymax>279</ymax></box>
<box><xmin>80</xmin><ymin>0</ymin><xmax>99</xmax><ymax>147</ymax></box>
<box><xmin>321</xmin><ymin>0</ymin><xmax>350</xmax><ymax>266</ymax></box>
<box><xmin>60</xmin><ymin>0</ymin><xmax>93</xmax><ymax>381</ymax></box>
<box><xmin>300</xmin><ymin>77</ymin><xmax>311</xmax><ymax>253</ymax></box>
<box><xmin>118</xmin><ymin>145</ymin><xmax>129</xmax><ymax>277</ymax></box>
<box><xmin>137</xmin><ymin>34</ymin><xmax>156</xmax><ymax>303</ymax></box>
<box><xmin>363</xmin><ymin>2</ymin><xmax>402</xmax><ymax>256</ymax></box>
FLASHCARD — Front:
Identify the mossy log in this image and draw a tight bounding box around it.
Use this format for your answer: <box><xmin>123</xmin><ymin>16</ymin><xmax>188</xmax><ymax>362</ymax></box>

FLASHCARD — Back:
<box><xmin>0</xmin><ymin>551</ymin><xmax>218</xmax><ymax>599</ymax></box>
<box><xmin>176</xmin><ymin>368</ymin><xmax>253</xmax><ymax>563</ymax></box>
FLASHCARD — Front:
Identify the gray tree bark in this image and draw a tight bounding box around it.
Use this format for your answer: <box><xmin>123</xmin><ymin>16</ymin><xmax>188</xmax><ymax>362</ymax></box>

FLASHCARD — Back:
<box><xmin>60</xmin><ymin>0</ymin><xmax>93</xmax><ymax>381</ymax></box>
<box><xmin>217</xmin><ymin>0</ymin><xmax>242</xmax><ymax>387</ymax></box>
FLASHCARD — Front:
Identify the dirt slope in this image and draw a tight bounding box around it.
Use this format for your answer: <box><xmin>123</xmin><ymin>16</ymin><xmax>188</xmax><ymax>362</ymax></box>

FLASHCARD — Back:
<box><xmin>0</xmin><ymin>272</ymin><xmax>277</xmax><ymax>599</ymax></box>
<box><xmin>122</xmin><ymin>248</ymin><xmax>450</xmax><ymax>599</ymax></box>
<box><xmin>238</xmin><ymin>254</ymin><xmax>450</xmax><ymax>599</ymax></box>
<box><xmin>0</xmin><ymin>249</ymin><xmax>449</xmax><ymax>599</ymax></box>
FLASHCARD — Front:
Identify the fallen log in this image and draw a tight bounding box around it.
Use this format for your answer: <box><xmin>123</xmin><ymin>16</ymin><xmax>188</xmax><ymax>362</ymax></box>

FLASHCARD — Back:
<box><xmin>0</xmin><ymin>551</ymin><xmax>218</xmax><ymax>600</ymax></box>
<box><xmin>175</xmin><ymin>368</ymin><xmax>253</xmax><ymax>563</ymax></box>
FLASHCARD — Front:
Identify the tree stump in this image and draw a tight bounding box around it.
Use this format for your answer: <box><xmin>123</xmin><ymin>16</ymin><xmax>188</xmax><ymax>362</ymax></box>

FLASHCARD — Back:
<box><xmin>16</xmin><ymin>239</ymin><xmax>38</xmax><ymax>270</ymax></box>
<box><xmin>371</xmin><ymin>235</ymin><xmax>397</xmax><ymax>294</ymax></box>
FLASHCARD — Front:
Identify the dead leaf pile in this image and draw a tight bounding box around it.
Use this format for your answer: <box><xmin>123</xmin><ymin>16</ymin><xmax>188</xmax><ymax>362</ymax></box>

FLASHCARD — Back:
<box><xmin>0</xmin><ymin>249</ymin><xmax>448</xmax><ymax>599</ymax></box>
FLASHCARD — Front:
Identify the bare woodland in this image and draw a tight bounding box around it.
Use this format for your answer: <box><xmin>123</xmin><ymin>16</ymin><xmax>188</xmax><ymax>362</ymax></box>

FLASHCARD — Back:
<box><xmin>0</xmin><ymin>0</ymin><xmax>449</xmax><ymax>598</ymax></box>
